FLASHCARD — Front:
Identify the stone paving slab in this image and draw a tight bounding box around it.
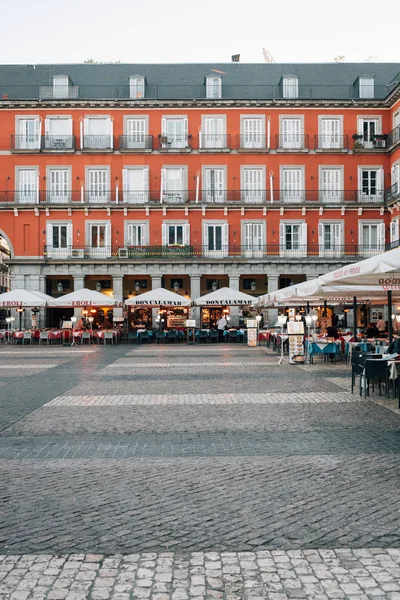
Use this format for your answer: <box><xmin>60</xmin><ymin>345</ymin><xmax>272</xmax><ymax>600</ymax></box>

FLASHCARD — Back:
<box><xmin>1</xmin><ymin>549</ymin><xmax>400</xmax><ymax>600</ymax></box>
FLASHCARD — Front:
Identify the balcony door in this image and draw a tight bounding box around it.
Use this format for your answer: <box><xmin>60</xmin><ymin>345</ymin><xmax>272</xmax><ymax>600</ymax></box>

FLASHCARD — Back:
<box><xmin>162</xmin><ymin>168</ymin><xmax>185</xmax><ymax>203</ymax></box>
<box><xmin>243</xmin><ymin>168</ymin><xmax>264</xmax><ymax>203</ymax></box>
<box><xmin>46</xmin><ymin>223</ymin><xmax>72</xmax><ymax>258</ymax></box>
<box><xmin>282</xmin><ymin>118</ymin><xmax>301</xmax><ymax>149</ymax></box>
<box><xmin>204</xmin><ymin>168</ymin><xmax>225</xmax><ymax>203</ymax></box>
<box><xmin>84</xmin><ymin>117</ymin><xmax>112</xmax><ymax>149</ymax></box>
<box><xmin>318</xmin><ymin>223</ymin><xmax>342</xmax><ymax>257</ymax></box>
<box><xmin>358</xmin><ymin>118</ymin><xmax>379</xmax><ymax>149</ymax></box>
<box><xmin>321</xmin><ymin>169</ymin><xmax>341</xmax><ymax>203</ymax></box>
<box><xmin>242</xmin><ymin>118</ymin><xmax>263</xmax><ymax>149</ymax></box>
<box><xmin>281</xmin><ymin>168</ymin><xmax>303</xmax><ymax>203</ymax></box>
<box><xmin>280</xmin><ymin>222</ymin><xmax>307</xmax><ymax>257</ymax></box>
<box><xmin>87</xmin><ymin>169</ymin><xmax>108</xmax><ymax>204</ymax></box>
<box><xmin>202</xmin><ymin>118</ymin><xmax>225</xmax><ymax>148</ymax></box>
<box><xmin>45</xmin><ymin>118</ymin><xmax>73</xmax><ymax>150</ymax></box>
<box><xmin>17</xmin><ymin>118</ymin><xmax>40</xmax><ymax>150</ymax></box>
<box><xmin>358</xmin><ymin>169</ymin><xmax>383</xmax><ymax>202</ymax></box>
<box><xmin>359</xmin><ymin>223</ymin><xmax>385</xmax><ymax>256</ymax></box>
<box><xmin>126</xmin><ymin>118</ymin><xmax>146</xmax><ymax>149</ymax></box>
<box><xmin>203</xmin><ymin>223</ymin><xmax>229</xmax><ymax>258</ymax></box>
<box><xmin>320</xmin><ymin>119</ymin><xmax>340</xmax><ymax>149</ymax></box>
<box><xmin>162</xmin><ymin>118</ymin><xmax>188</xmax><ymax>148</ymax></box>
<box><xmin>244</xmin><ymin>223</ymin><xmax>264</xmax><ymax>258</ymax></box>
<box><xmin>127</xmin><ymin>223</ymin><xmax>147</xmax><ymax>247</ymax></box>
<box><xmin>88</xmin><ymin>222</ymin><xmax>111</xmax><ymax>258</ymax></box>
<box><xmin>48</xmin><ymin>169</ymin><xmax>69</xmax><ymax>204</ymax></box>
<box><xmin>17</xmin><ymin>168</ymin><xmax>38</xmax><ymax>204</ymax></box>
<box><xmin>122</xmin><ymin>168</ymin><xmax>148</xmax><ymax>204</ymax></box>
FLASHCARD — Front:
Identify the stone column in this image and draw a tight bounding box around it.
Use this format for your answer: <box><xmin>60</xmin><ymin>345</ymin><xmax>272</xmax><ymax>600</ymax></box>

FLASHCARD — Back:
<box><xmin>229</xmin><ymin>275</ymin><xmax>240</xmax><ymax>327</ymax></box>
<box><xmin>267</xmin><ymin>275</ymin><xmax>279</xmax><ymax>326</ymax></box>
<box><xmin>112</xmin><ymin>276</ymin><xmax>123</xmax><ymax>321</ymax></box>
<box><xmin>190</xmin><ymin>275</ymin><xmax>201</xmax><ymax>327</ymax></box>
<box><xmin>151</xmin><ymin>275</ymin><xmax>163</xmax><ymax>327</ymax></box>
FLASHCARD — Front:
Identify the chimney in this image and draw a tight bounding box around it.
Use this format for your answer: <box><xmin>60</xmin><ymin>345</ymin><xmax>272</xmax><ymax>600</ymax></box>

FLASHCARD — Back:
<box><xmin>231</xmin><ymin>54</ymin><xmax>240</xmax><ymax>63</ymax></box>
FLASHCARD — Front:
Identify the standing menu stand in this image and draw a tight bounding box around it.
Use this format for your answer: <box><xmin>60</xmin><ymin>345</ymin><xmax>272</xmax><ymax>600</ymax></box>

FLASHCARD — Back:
<box><xmin>186</xmin><ymin>319</ymin><xmax>196</xmax><ymax>345</ymax></box>
<box><xmin>287</xmin><ymin>321</ymin><xmax>305</xmax><ymax>364</ymax></box>
<box><xmin>246</xmin><ymin>319</ymin><xmax>258</xmax><ymax>347</ymax></box>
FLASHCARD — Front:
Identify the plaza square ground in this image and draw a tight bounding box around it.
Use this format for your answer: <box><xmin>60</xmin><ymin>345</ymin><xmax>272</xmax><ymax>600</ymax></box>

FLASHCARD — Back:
<box><xmin>0</xmin><ymin>343</ymin><xmax>400</xmax><ymax>599</ymax></box>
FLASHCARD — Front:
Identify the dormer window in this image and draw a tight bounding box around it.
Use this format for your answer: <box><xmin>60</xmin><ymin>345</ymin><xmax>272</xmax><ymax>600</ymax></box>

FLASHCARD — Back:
<box><xmin>282</xmin><ymin>76</ymin><xmax>298</xmax><ymax>99</ymax></box>
<box><xmin>53</xmin><ymin>75</ymin><xmax>69</xmax><ymax>99</ymax></box>
<box><xmin>206</xmin><ymin>75</ymin><xmax>222</xmax><ymax>99</ymax></box>
<box><xmin>130</xmin><ymin>76</ymin><xmax>145</xmax><ymax>99</ymax></box>
<box><xmin>359</xmin><ymin>77</ymin><xmax>374</xmax><ymax>98</ymax></box>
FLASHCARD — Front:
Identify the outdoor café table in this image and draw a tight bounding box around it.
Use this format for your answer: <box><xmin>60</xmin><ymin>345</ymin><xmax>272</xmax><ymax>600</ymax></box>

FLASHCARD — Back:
<box><xmin>94</xmin><ymin>330</ymin><xmax>120</xmax><ymax>342</ymax></box>
<box><xmin>308</xmin><ymin>340</ymin><xmax>341</xmax><ymax>363</ymax></box>
<box><xmin>48</xmin><ymin>330</ymin><xmax>63</xmax><ymax>343</ymax></box>
<box><xmin>13</xmin><ymin>331</ymin><xmax>24</xmax><ymax>342</ymax></box>
<box><xmin>258</xmin><ymin>330</ymin><xmax>271</xmax><ymax>344</ymax></box>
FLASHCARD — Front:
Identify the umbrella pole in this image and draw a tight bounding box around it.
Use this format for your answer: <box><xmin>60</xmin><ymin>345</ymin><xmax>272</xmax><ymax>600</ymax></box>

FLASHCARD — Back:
<box><xmin>353</xmin><ymin>296</ymin><xmax>357</xmax><ymax>340</ymax></box>
<box><xmin>387</xmin><ymin>290</ymin><xmax>393</xmax><ymax>345</ymax></box>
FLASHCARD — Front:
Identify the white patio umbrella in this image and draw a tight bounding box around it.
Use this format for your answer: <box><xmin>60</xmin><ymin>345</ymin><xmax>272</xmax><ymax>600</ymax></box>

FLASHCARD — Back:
<box><xmin>125</xmin><ymin>287</ymin><xmax>191</xmax><ymax>307</ymax></box>
<box><xmin>193</xmin><ymin>287</ymin><xmax>255</xmax><ymax>306</ymax></box>
<box><xmin>0</xmin><ymin>288</ymin><xmax>54</xmax><ymax>307</ymax></box>
<box><xmin>51</xmin><ymin>288</ymin><xmax>121</xmax><ymax>307</ymax></box>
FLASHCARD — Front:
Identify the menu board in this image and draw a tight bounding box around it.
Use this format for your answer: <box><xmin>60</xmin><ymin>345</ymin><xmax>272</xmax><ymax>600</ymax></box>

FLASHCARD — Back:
<box><xmin>288</xmin><ymin>334</ymin><xmax>305</xmax><ymax>364</ymax></box>
<box><xmin>287</xmin><ymin>321</ymin><xmax>305</xmax><ymax>334</ymax></box>
<box><xmin>247</xmin><ymin>328</ymin><xmax>257</xmax><ymax>347</ymax></box>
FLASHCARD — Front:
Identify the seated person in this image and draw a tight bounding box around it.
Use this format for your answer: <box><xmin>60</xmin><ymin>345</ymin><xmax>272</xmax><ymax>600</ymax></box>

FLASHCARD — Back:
<box><xmin>326</xmin><ymin>325</ymin><xmax>339</xmax><ymax>339</ymax></box>
<box><xmin>365</xmin><ymin>322</ymin><xmax>380</xmax><ymax>338</ymax></box>
<box><xmin>386</xmin><ymin>337</ymin><xmax>400</xmax><ymax>354</ymax></box>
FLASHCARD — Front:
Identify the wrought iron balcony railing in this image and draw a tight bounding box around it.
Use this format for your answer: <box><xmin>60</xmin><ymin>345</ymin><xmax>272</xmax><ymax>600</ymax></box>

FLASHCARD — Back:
<box><xmin>236</xmin><ymin>134</ymin><xmax>269</xmax><ymax>151</ymax></box>
<box><xmin>43</xmin><ymin>244</ymin><xmax>385</xmax><ymax>261</ymax></box>
<box><xmin>314</xmin><ymin>135</ymin><xmax>349</xmax><ymax>151</ymax></box>
<box><xmin>1</xmin><ymin>83</ymin><xmax>394</xmax><ymax>101</ymax></box>
<box><xmin>386</xmin><ymin>124</ymin><xmax>400</xmax><ymax>150</ymax></box>
<box><xmin>384</xmin><ymin>183</ymin><xmax>399</xmax><ymax>203</ymax></box>
<box><xmin>198</xmin><ymin>134</ymin><xmax>231</xmax><ymax>150</ymax></box>
<box><xmin>0</xmin><ymin>189</ymin><xmax>390</xmax><ymax>205</ymax></box>
<box><xmin>81</xmin><ymin>135</ymin><xmax>114</xmax><ymax>151</ymax></box>
<box><xmin>41</xmin><ymin>135</ymin><xmax>76</xmax><ymax>151</ymax></box>
<box><xmin>119</xmin><ymin>135</ymin><xmax>153</xmax><ymax>151</ymax></box>
<box><xmin>276</xmin><ymin>134</ymin><xmax>309</xmax><ymax>150</ymax></box>
<box><xmin>10</xmin><ymin>135</ymin><xmax>41</xmax><ymax>152</ymax></box>
<box><xmin>158</xmin><ymin>134</ymin><xmax>191</xmax><ymax>150</ymax></box>
<box><xmin>352</xmin><ymin>134</ymin><xmax>388</xmax><ymax>150</ymax></box>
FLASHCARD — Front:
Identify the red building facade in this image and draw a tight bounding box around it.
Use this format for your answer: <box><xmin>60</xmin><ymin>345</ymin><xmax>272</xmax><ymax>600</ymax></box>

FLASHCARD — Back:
<box><xmin>0</xmin><ymin>62</ymin><xmax>399</xmax><ymax>327</ymax></box>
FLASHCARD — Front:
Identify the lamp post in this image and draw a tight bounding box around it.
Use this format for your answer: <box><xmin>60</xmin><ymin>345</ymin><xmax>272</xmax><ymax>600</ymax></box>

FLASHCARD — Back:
<box><xmin>212</xmin><ymin>281</ymin><xmax>218</xmax><ymax>292</ymax></box>
<box><xmin>277</xmin><ymin>314</ymin><xmax>287</xmax><ymax>365</ymax></box>
<box><xmin>311</xmin><ymin>314</ymin><xmax>318</xmax><ymax>337</ymax></box>
<box><xmin>70</xmin><ymin>316</ymin><xmax>77</xmax><ymax>346</ymax></box>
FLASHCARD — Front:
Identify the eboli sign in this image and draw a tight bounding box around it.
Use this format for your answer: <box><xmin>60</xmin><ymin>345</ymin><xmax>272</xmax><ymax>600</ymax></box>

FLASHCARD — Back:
<box><xmin>71</xmin><ymin>301</ymin><xmax>93</xmax><ymax>307</ymax></box>
<box><xmin>0</xmin><ymin>301</ymin><xmax>22</xmax><ymax>307</ymax></box>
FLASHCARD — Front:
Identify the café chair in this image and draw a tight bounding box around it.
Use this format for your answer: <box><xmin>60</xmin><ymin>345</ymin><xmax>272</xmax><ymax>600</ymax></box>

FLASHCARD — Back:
<box><xmin>197</xmin><ymin>330</ymin><xmax>208</xmax><ymax>344</ymax></box>
<box><xmin>138</xmin><ymin>331</ymin><xmax>149</xmax><ymax>344</ymax></box>
<box><xmin>229</xmin><ymin>330</ymin><xmax>238</xmax><ymax>343</ymax></box>
<box><xmin>209</xmin><ymin>330</ymin><xmax>218</xmax><ymax>343</ymax></box>
<box><xmin>22</xmin><ymin>331</ymin><xmax>32</xmax><ymax>345</ymax></box>
<box><xmin>360</xmin><ymin>358</ymin><xmax>389</xmax><ymax>399</ymax></box>
<box><xmin>104</xmin><ymin>331</ymin><xmax>114</xmax><ymax>345</ymax></box>
<box><xmin>39</xmin><ymin>331</ymin><xmax>49</xmax><ymax>345</ymax></box>
<box><xmin>166</xmin><ymin>330</ymin><xmax>177</xmax><ymax>344</ymax></box>
<box><xmin>81</xmin><ymin>331</ymin><xmax>91</xmax><ymax>345</ymax></box>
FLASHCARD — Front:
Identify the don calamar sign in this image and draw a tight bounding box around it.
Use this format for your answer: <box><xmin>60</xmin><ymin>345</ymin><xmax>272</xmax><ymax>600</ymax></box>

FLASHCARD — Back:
<box><xmin>379</xmin><ymin>276</ymin><xmax>400</xmax><ymax>291</ymax></box>
<box><xmin>135</xmin><ymin>300</ymin><xmax>184</xmax><ymax>305</ymax></box>
<box><xmin>205</xmin><ymin>300</ymin><xmax>253</xmax><ymax>305</ymax></box>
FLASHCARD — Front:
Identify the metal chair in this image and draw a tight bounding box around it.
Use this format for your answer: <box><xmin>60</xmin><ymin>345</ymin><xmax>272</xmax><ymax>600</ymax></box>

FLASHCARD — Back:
<box><xmin>104</xmin><ymin>331</ymin><xmax>114</xmax><ymax>345</ymax></box>
<box><xmin>22</xmin><ymin>331</ymin><xmax>32</xmax><ymax>345</ymax></box>
<box><xmin>209</xmin><ymin>330</ymin><xmax>219</xmax><ymax>343</ymax></box>
<box><xmin>128</xmin><ymin>331</ymin><xmax>139</xmax><ymax>344</ymax></box>
<box><xmin>39</xmin><ymin>331</ymin><xmax>49</xmax><ymax>345</ymax></box>
<box><xmin>156</xmin><ymin>331</ymin><xmax>166</xmax><ymax>344</ymax></box>
<box><xmin>229</xmin><ymin>330</ymin><xmax>238</xmax><ymax>343</ymax></box>
<box><xmin>138</xmin><ymin>331</ymin><xmax>149</xmax><ymax>344</ymax></box>
<box><xmin>360</xmin><ymin>358</ymin><xmax>389</xmax><ymax>399</ymax></box>
<box><xmin>81</xmin><ymin>331</ymin><xmax>91</xmax><ymax>345</ymax></box>
<box><xmin>197</xmin><ymin>330</ymin><xmax>208</xmax><ymax>344</ymax></box>
<box><xmin>166</xmin><ymin>331</ymin><xmax>177</xmax><ymax>344</ymax></box>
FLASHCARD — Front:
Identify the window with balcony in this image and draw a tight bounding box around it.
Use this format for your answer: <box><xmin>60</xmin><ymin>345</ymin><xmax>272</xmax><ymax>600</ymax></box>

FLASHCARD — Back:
<box><xmin>203</xmin><ymin>222</ymin><xmax>229</xmax><ymax>257</ymax></box>
<box><xmin>279</xmin><ymin>222</ymin><xmax>307</xmax><ymax>257</ymax></box>
<box><xmin>359</xmin><ymin>77</ymin><xmax>374</xmax><ymax>98</ymax></box>
<box><xmin>46</xmin><ymin>222</ymin><xmax>72</xmax><ymax>258</ymax></box>
<box><xmin>206</xmin><ymin>75</ymin><xmax>222</xmax><ymax>99</ymax></box>
<box><xmin>86</xmin><ymin>168</ymin><xmax>109</xmax><ymax>204</ymax></box>
<box><xmin>390</xmin><ymin>218</ymin><xmax>399</xmax><ymax>246</ymax></box>
<box><xmin>53</xmin><ymin>76</ymin><xmax>69</xmax><ymax>98</ymax></box>
<box><xmin>282</xmin><ymin>76</ymin><xmax>298</xmax><ymax>99</ymax></box>
<box><xmin>203</xmin><ymin>167</ymin><xmax>226</xmax><ymax>203</ymax></box>
<box><xmin>240</xmin><ymin>116</ymin><xmax>266</xmax><ymax>149</ymax></box>
<box><xmin>162</xmin><ymin>222</ymin><xmax>190</xmax><ymax>246</ymax></box>
<box><xmin>359</xmin><ymin>222</ymin><xmax>385</xmax><ymax>255</ymax></box>
<box><xmin>125</xmin><ymin>222</ymin><xmax>149</xmax><ymax>247</ymax></box>
<box><xmin>318</xmin><ymin>117</ymin><xmax>343</xmax><ymax>149</ymax></box>
<box><xmin>358</xmin><ymin>168</ymin><xmax>383</xmax><ymax>202</ymax></box>
<box><xmin>14</xmin><ymin>117</ymin><xmax>41</xmax><ymax>151</ymax></box>
<box><xmin>161</xmin><ymin>167</ymin><xmax>187</xmax><ymax>203</ymax></box>
<box><xmin>320</xmin><ymin>167</ymin><xmax>343</xmax><ymax>203</ymax></box>
<box><xmin>390</xmin><ymin>162</ymin><xmax>400</xmax><ymax>201</ymax></box>
<box><xmin>46</xmin><ymin>168</ymin><xmax>71</xmax><ymax>204</ymax></box>
<box><xmin>200</xmin><ymin>116</ymin><xmax>226</xmax><ymax>149</ymax></box>
<box><xmin>357</xmin><ymin>117</ymin><xmax>381</xmax><ymax>149</ymax></box>
<box><xmin>86</xmin><ymin>221</ymin><xmax>111</xmax><ymax>258</ymax></box>
<box><xmin>318</xmin><ymin>222</ymin><xmax>343</xmax><ymax>257</ymax></box>
<box><xmin>16</xmin><ymin>167</ymin><xmax>38</xmax><ymax>204</ymax></box>
<box><xmin>241</xmin><ymin>167</ymin><xmax>265</xmax><ymax>203</ymax></box>
<box><xmin>280</xmin><ymin>117</ymin><xmax>303</xmax><ymax>149</ymax></box>
<box><xmin>122</xmin><ymin>167</ymin><xmax>149</xmax><ymax>204</ymax></box>
<box><xmin>83</xmin><ymin>116</ymin><xmax>113</xmax><ymax>150</ymax></box>
<box><xmin>280</xmin><ymin>167</ymin><xmax>304</xmax><ymax>203</ymax></box>
<box><xmin>44</xmin><ymin>117</ymin><xmax>74</xmax><ymax>151</ymax></box>
<box><xmin>242</xmin><ymin>221</ymin><xmax>265</xmax><ymax>257</ymax></box>
<box><xmin>122</xmin><ymin>117</ymin><xmax>150</xmax><ymax>150</ymax></box>
<box><xmin>130</xmin><ymin>76</ymin><xmax>145</xmax><ymax>99</ymax></box>
<box><xmin>160</xmin><ymin>117</ymin><xmax>189</xmax><ymax>149</ymax></box>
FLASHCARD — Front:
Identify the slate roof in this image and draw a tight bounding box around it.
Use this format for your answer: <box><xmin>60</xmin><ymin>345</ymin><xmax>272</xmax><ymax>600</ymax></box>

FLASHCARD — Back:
<box><xmin>0</xmin><ymin>63</ymin><xmax>399</xmax><ymax>101</ymax></box>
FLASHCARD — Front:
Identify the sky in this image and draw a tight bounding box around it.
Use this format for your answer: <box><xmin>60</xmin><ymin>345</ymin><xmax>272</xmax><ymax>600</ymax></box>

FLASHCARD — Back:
<box><xmin>2</xmin><ymin>0</ymin><xmax>400</xmax><ymax>65</ymax></box>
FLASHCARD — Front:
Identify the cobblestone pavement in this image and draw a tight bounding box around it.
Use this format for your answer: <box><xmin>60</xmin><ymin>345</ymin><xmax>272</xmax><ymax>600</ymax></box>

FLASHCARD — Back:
<box><xmin>1</xmin><ymin>343</ymin><xmax>400</xmax><ymax>598</ymax></box>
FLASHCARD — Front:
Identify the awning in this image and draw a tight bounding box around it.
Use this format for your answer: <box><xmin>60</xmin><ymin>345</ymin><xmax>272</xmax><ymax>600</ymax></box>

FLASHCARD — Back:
<box><xmin>125</xmin><ymin>287</ymin><xmax>191</xmax><ymax>307</ymax></box>
<box><xmin>0</xmin><ymin>289</ymin><xmax>54</xmax><ymax>307</ymax></box>
<box><xmin>51</xmin><ymin>288</ymin><xmax>121</xmax><ymax>307</ymax></box>
<box><xmin>193</xmin><ymin>287</ymin><xmax>255</xmax><ymax>306</ymax></box>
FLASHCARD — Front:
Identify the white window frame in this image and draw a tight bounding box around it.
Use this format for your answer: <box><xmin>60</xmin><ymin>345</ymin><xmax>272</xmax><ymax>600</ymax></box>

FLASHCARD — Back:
<box><xmin>200</xmin><ymin>115</ymin><xmax>227</xmax><ymax>149</ymax></box>
<box><xmin>162</xmin><ymin>221</ymin><xmax>190</xmax><ymax>247</ymax></box>
<box><xmin>206</xmin><ymin>75</ymin><xmax>222</xmax><ymax>99</ymax></box>
<box><xmin>240</xmin><ymin>115</ymin><xmax>266</xmax><ymax>149</ymax></box>
<box><xmin>318</xmin><ymin>165</ymin><xmax>344</xmax><ymax>204</ymax></box>
<box><xmin>202</xmin><ymin>220</ymin><xmax>229</xmax><ymax>258</ymax></box>
<box><xmin>46</xmin><ymin>166</ymin><xmax>72</xmax><ymax>204</ymax></box>
<box><xmin>52</xmin><ymin>75</ymin><xmax>69</xmax><ymax>98</ymax></box>
<box><xmin>358</xmin><ymin>221</ymin><xmax>385</xmax><ymax>257</ymax></box>
<box><xmin>318</xmin><ymin>221</ymin><xmax>344</xmax><ymax>258</ymax></box>
<box><xmin>279</xmin><ymin>220</ymin><xmax>307</xmax><ymax>258</ymax></box>
<box><xmin>357</xmin><ymin>115</ymin><xmax>382</xmax><ymax>148</ymax></box>
<box><xmin>358</xmin><ymin>166</ymin><xmax>384</xmax><ymax>202</ymax></box>
<box><xmin>390</xmin><ymin>217</ymin><xmax>399</xmax><ymax>246</ymax></box>
<box><xmin>282</xmin><ymin>76</ymin><xmax>299</xmax><ymax>99</ymax></box>
<box><xmin>15</xmin><ymin>115</ymin><xmax>41</xmax><ymax>151</ymax></box>
<box><xmin>130</xmin><ymin>76</ymin><xmax>145</xmax><ymax>99</ymax></box>
<box><xmin>202</xmin><ymin>165</ymin><xmax>227</xmax><ymax>203</ymax></box>
<box><xmin>317</xmin><ymin>115</ymin><xmax>344</xmax><ymax>149</ymax></box>
<box><xmin>241</xmin><ymin>220</ymin><xmax>266</xmax><ymax>258</ymax></box>
<box><xmin>241</xmin><ymin>165</ymin><xmax>266</xmax><ymax>203</ymax></box>
<box><xmin>122</xmin><ymin>166</ymin><xmax>149</xmax><ymax>204</ymax></box>
<box><xmin>280</xmin><ymin>166</ymin><xmax>305</xmax><ymax>203</ymax></box>
<box><xmin>123</xmin><ymin>115</ymin><xmax>149</xmax><ymax>149</ymax></box>
<box><xmin>46</xmin><ymin>221</ymin><xmax>73</xmax><ymax>258</ymax></box>
<box><xmin>161</xmin><ymin>115</ymin><xmax>189</xmax><ymax>149</ymax></box>
<box><xmin>83</xmin><ymin>115</ymin><xmax>113</xmax><ymax>150</ymax></box>
<box><xmin>124</xmin><ymin>221</ymin><xmax>149</xmax><ymax>247</ymax></box>
<box><xmin>86</xmin><ymin>220</ymin><xmax>112</xmax><ymax>258</ymax></box>
<box><xmin>279</xmin><ymin>115</ymin><xmax>304</xmax><ymax>149</ymax></box>
<box><xmin>15</xmin><ymin>166</ymin><xmax>39</xmax><ymax>204</ymax></box>
<box><xmin>44</xmin><ymin>115</ymin><xmax>73</xmax><ymax>150</ymax></box>
<box><xmin>85</xmin><ymin>166</ymin><xmax>110</xmax><ymax>204</ymax></box>
<box><xmin>161</xmin><ymin>165</ymin><xmax>188</xmax><ymax>204</ymax></box>
<box><xmin>359</xmin><ymin>77</ymin><xmax>374</xmax><ymax>99</ymax></box>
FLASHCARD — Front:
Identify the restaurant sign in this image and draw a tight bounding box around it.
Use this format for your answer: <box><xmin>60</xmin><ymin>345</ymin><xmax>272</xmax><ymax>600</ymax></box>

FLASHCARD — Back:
<box><xmin>0</xmin><ymin>301</ymin><xmax>23</xmax><ymax>306</ymax></box>
<box><xmin>135</xmin><ymin>300</ymin><xmax>183</xmax><ymax>305</ymax></box>
<box><xmin>379</xmin><ymin>276</ymin><xmax>400</xmax><ymax>291</ymax></box>
<box><xmin>205</xmin><ymin>300</ymin><xmax>253</xmax><ymax>305</ymax></box>
<box><xmin>72</xmin><ymin>301</ymin><xmax>93</xmax><ymax>306</ymax></box>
